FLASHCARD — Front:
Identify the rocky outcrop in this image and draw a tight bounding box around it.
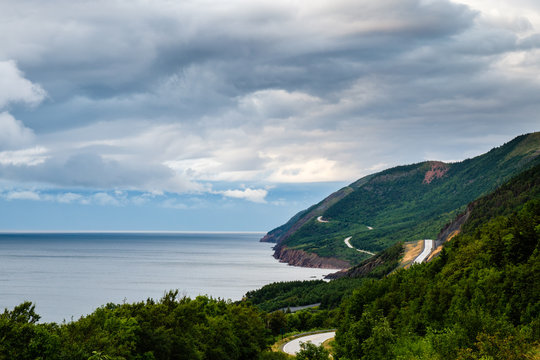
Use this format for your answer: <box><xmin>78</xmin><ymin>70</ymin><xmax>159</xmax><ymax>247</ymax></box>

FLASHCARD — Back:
<box><xmin>423</xmin><ymin>161</ymin><xmax>449</xmax><ymax>184</ymax></box>
<box><xmin>274</xmin><ymin>246</ymin><xmax>350</xmax><ymax>269</ymax></box>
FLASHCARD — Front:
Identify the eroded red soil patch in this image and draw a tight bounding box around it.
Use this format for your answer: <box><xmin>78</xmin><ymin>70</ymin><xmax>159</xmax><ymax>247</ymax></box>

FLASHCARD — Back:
<box><xmin>423</xmin><ymin>161</ymin><xmax>449</xmax><ymax>184</ymax></box>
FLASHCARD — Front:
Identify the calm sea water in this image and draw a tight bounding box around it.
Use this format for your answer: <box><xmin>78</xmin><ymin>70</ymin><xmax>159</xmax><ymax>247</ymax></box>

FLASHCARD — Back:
<box><xmin>0</xmin><ymin>232</ymin><xmax>336</xmax><ymax>323</ymax></box>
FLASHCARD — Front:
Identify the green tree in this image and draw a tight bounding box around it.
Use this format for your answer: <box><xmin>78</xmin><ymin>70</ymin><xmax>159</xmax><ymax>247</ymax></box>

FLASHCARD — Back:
<box><xmin>257</xmin><ymin>351</ymin><xmax>290</xmax><ymax>360</ymax></box>
<box><xmin>0</xmin><ymin>302</ymin><xmax>60</xmax><ymax>360</ymax></box>
<box><xmin>295</xmin><ymin>342</ymin><xmax>330</xmax><ymax>360</ymax></box>
<box><xmin>87</xmin><ymin>351</ymin><xmax>112</xmax><ymax>360</ymax></box>
<box><xmin>360</xmin><ymin>316</ymin><xmax>395</xmax><ymax>360</ymax></box>
<box><xmin>268</xmin><ymin>311</ymin><xmax>287</xmax><ymax>336</ymax></box>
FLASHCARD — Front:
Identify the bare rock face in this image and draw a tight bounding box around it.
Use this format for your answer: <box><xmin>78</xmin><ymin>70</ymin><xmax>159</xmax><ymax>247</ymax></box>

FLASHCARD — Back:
<box><xmin>273</xmin><ymin>246</ymin><xmax>350</xmax><ymax>269</ymax></box>
<box><xmin>423</xmin><ymin>161</ymin><xmax>450</xmax><ymax>184</ymax></box>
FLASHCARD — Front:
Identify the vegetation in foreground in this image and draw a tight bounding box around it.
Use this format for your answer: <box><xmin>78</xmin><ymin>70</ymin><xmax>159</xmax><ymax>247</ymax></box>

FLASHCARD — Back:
<box><xmin>0</xmin><ymin>292</ymin><xmax>269</xmax><ymax>360</ymax></box>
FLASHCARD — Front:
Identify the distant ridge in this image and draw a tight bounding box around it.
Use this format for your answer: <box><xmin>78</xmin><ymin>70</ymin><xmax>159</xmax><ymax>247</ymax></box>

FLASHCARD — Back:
<box><xmin>264</xmin><ymin>132</ymin><xmax>540</xmax><ymax>268</ymax></box>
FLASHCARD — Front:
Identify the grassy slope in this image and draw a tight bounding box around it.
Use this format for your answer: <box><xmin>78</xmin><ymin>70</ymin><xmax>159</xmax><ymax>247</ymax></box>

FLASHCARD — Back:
<box><xmin>278</xmin><ymin>132</ymin><xmax>540</xmax><ymax>265</ymax></box>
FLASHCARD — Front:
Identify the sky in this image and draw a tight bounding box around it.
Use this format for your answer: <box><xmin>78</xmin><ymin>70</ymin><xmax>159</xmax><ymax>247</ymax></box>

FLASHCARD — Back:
<box><xmin>0</xmin><ymin>0</ymin><xmax>539</xmax><ymax>231</ymax></box>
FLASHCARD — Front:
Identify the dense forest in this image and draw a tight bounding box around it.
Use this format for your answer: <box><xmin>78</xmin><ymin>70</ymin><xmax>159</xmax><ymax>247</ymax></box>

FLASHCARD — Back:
<box><xmin>1</xmin><ymin>163</ymin><xmax>539</xmax><ymax>359</ymax></box>
<box><xmin>335</xmin><ymin>180</ymin><xmax>540</xmax><ymax>359</ymax></box>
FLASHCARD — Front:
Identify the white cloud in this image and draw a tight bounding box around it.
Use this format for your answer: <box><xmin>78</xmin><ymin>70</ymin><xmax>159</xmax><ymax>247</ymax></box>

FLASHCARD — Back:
<box><xmin>0</xmin><ymin>188</ymin><xmax>179</xmax><ymax>208</ymax></box>
<box><xmin>0</xmin><ymin>61</ymin><xmax>44</xmax><ymax>152</ymax></box>
<box><xmin>216</xmin><ymin>188</ymin><xmax>269</xmax><ymax>203</ymax></box>
<box><xmin>0</xmin><ymin>146</ymin><xmax>48</xmax><ymax>166</ymax></box>
<box><xmin>54</xmin><ymin>192</ymin><xmax>83</xmax><ymax>204</ymax></box>
<box><xmin>4</xmin><ymin>190</ymin><xmax>40</xmax><ymax>201</ymax></box>
<box><xmin>91</xmin><ymin>192</ymin><xmax>120</xmax><ymax>206</ymax></box>
<box><xmin>457</xmin><ymin>0</ymin><xmax>540</xmax><ymax>32</ymax></box>
<box><xmin>0</xmin><ymin>112</ymin><xmax>36</xmax><ymax>150</ymax></box>
<box><xmin>0</xmin><ymin>60</ymin><xmax>46</xmax><ymax>108</ymax></box>
<box><xmin>266</xmin><ymin>157</ymin><xmax>354</xmax><ymax>183</ymax></box>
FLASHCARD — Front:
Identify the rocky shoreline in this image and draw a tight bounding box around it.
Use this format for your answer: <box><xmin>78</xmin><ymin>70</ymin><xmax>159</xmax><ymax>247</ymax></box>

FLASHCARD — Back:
<box><xmin>273</xmin><ymin>245</ymin><xmax>349</xmax><ymax>269</ymax></box>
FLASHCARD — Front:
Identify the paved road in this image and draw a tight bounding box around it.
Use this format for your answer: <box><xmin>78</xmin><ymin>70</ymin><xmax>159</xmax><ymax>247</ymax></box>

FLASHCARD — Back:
<box><xmin>413</xmin><ymin>239</ymin><xmax>434</xmax><ymax>264</ymax></box>
<box><xmin>282</xmin><ymin>331</ymin><xmax>336</xmax><ymax>355</ymax></box>
<box><xmin>317</xmin><ymin>216</ymin><xmax>329</xmax><ymax>223</ymax></box>
<box><xmin>344</xmin><ymin>237</ymin><xmax>375</xmax><ymax>256</ymax></box>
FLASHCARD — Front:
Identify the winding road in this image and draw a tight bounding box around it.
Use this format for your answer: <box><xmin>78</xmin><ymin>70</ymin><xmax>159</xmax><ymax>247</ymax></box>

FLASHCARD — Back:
<box><xmin>316</xmin><ymin>216</ymin><xmax>376</xmax><ymax>256</ymax></box>
<box><xmin>282</xmin><ymin>331</ymin><xmax>336</xmax><ymax>355</ymax></box>
<box><xmin>344</xmin><ymin>236</ymin><xmax>375</xmax><ymax>256</ymax></box>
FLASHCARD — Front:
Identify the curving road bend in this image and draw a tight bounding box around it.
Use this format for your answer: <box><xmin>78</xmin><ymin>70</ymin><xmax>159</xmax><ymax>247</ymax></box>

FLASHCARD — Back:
<box><xmin>344</xmin><ymin>237</ymin><xmax>375</xmax><ymax>256</ymax></box>
<box><xmin>282</xmin><ymin>331</ymin><xmax>336</xmax><ymax>355</ymax></box>
<box><xmin>317</xmin><ymin>216</ymin><xmax>329</xmax><ymax>223</ymax></box>
<box><xmin>317</xmin><ymin>217</ymin><xmax>376</xmax><ymax>256</ymax></box>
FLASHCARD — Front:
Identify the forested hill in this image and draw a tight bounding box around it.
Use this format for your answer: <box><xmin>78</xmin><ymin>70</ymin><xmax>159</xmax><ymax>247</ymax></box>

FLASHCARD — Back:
<box><xmin>335</xmin><ymin>160</ymin><xmax>540</xmax><ymax>359</ymax></box>
<box><xmin>264</xmin><ymin>132</ymin><xmax>540</xmax><ymax>267</ymax></box>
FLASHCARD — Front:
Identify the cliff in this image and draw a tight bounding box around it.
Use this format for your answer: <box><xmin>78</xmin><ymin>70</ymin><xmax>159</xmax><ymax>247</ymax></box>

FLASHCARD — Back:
<box><xmin>273</xmin><ymin>245</ymin><xmax>350</xmax><ymax>269</ymax></box>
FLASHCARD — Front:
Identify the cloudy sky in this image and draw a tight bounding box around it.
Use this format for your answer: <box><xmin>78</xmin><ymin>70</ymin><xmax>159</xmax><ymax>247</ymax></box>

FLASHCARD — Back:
<box><xmin>0</xmin><ymin>0</ymin><xmax>539</xmax><ymax>231</ymax></box>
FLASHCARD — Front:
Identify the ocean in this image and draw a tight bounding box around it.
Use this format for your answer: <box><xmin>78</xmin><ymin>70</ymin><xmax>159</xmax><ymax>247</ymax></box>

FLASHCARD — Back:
<box><xmin>0</xmin><ymin>232</ymin><xmax>337</xmax><ymax>323</ymax></box>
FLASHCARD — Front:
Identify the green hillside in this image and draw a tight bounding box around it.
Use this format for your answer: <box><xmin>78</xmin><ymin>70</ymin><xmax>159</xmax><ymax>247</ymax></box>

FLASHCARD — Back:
<box><xmin>268</xmin><ymin>132</ymin><xmax>540</xmax><ymax>265</ymax></box>
<box><xmin>335</xmin><ymin>161</ymin><xmax>540</xmax><ymax>359</ymax></box>
<box><xmin>250</xmin><ymin>162</ymin><xmax>540</xmax><ymax>358</ymax></box>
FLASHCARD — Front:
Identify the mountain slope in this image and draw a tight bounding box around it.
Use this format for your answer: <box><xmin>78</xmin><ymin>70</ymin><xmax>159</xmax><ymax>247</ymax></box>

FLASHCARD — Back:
<box><xmin>265</xmin><ymin>132</ymin><xmax>540</xmax><ymax>267</ymax></box>
<box><xmin>335</xmin><ymin>161</ymin><xmax>540</xmax><ymax>359</ymax></box>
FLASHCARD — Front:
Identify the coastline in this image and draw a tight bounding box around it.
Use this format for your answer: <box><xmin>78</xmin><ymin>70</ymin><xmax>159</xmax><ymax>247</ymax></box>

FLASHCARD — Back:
<box><xmin>273</xmin><ymin>245</ymin><xmax>350</xmax><ymax>269</ymax></box>
<box><xmin>0</xmin><ymin>232</ymin><xmax>336</xmax><ymax>323</ymax></box>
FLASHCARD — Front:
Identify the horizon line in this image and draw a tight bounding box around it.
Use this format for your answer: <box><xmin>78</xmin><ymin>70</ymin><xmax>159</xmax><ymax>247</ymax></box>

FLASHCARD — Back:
<box><xmin>0</xmin><ymin>230</ymin><xmax>267</xmax><ymax>234</ymax></box>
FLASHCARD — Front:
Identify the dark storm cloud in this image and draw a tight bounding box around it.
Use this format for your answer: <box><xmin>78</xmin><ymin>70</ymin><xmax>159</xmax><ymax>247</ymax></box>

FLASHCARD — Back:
<box><xmin>5</xmin><ymin>0</ymin><xmax>475</xmax><ymax>102</ymax></box>
<box><xmin>0</xmin><ymin>0</ymin><xmax>539</xmax><ymax>196</ymax></box>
